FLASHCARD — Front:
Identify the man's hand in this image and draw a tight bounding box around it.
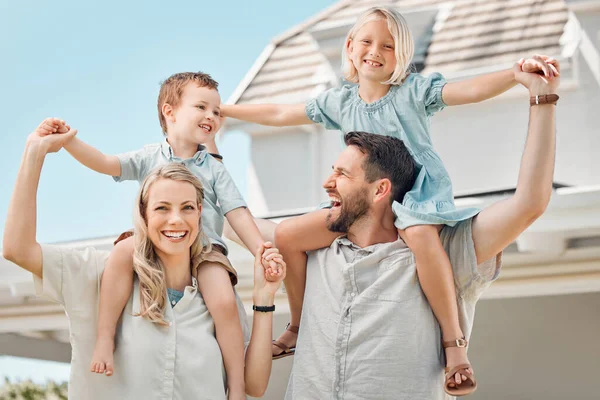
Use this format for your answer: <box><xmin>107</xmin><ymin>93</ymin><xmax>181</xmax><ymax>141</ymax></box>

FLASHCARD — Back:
<box><xmin>514</xmin><ymin>55</ymin><xmax>560</xmax><ymax>95</ymax></box>
<box><xmin>254</xmin><ymin>242</ymin><xmax>286</xmax><ymax>298</ymax></box>
<box><xmin>27</xmin><ymin>118</ymin><xmax>77</xmax><ymax>153</ymax></box>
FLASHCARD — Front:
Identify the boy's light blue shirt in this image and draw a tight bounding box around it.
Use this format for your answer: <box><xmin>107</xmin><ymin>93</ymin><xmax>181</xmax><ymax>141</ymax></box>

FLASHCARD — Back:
<box><xmin>113</xmin><ymin>140</ymin><xmax>246</xmax><ymax>254</ymax></box>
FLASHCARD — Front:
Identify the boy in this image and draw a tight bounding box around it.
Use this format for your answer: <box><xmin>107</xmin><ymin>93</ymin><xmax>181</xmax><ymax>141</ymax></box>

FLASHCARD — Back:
<box><xmin>62</xmin><ymin>72</ymin><xmax>280</xmax><ymax>399</ymax></box>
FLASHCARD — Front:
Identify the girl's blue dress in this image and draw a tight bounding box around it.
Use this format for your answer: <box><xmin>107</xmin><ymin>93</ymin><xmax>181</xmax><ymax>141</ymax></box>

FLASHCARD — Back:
<box><xmin>306</xmin><ymin>72</ymin><xmax>479</xmax><ymax>229</ymax></box>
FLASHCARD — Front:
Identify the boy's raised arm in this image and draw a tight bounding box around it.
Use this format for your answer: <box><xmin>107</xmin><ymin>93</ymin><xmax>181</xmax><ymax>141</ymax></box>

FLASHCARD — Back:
<box><xmin>65</xmin><ymin>137</ymin><xmax>121</xmax><ymax>177</ymax></box>
<box><xmin>221</xmin><ymin>103</ymin><xmax>312</xmax><ymax>127</ymax></box>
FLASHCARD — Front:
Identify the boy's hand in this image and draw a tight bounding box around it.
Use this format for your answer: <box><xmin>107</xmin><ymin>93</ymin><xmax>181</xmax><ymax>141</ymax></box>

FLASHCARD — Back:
<box><xmin>27</xmin><ymin>118</ymin><xmax>77</xmax><ymax>154</ymax></box>
<box><xmin>253</xmin><ymin>243</ymin><xmax>286</xmax><ymax>297</ymax></box>
<box><xmin>35</xmin><ymin>117</ymin><xmax>70</xmax><ymax>136</ymax></box>
<box><xmin>259</xmin><ymin>242</ymin><xmax>285</xmax><ymax>283</ymax></box>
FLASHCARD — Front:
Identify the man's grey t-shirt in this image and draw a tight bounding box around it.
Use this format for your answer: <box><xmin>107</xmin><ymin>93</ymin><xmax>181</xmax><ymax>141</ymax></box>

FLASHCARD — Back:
<box><xmin>286</xmin><ymin>219</ymin><xmax>501</xmax><ymax>400</ymax></box>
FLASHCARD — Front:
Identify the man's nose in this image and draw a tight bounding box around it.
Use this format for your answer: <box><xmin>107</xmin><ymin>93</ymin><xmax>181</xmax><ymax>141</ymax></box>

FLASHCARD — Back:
<box><xmin>323</xmin><ymin>174</ymin><xmax>335</xmax><ymax>189</ymax></box>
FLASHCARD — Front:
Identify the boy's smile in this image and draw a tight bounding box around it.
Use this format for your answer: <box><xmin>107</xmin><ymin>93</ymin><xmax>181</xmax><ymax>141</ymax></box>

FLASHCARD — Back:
<box><xmin>170</xmin><ymin>83</ymin><xmax>222</xmax><ymax>146</ymax></box>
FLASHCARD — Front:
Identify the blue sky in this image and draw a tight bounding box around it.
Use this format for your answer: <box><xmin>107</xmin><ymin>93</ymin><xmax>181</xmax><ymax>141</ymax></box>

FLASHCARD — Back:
<box><xmin>0</xmin><ymin>0</ymin><xmax>332</xmax><ymax>382</ymax></box>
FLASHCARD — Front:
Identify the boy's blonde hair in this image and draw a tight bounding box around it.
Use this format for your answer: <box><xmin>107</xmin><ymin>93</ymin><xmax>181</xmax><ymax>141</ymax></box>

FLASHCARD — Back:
<box><xmin>342</xmin><ymin>6</ymin><xmax>414</xmax><ymax>85</ymax></box>
<box><xmin>157</xmin><ymin>72</ymin><xmax>219</xmax><ymax>135</ymax></box>
<box><xmin>133</xmin><ymin>163</ymin><xmax>211</xmax><ymax>325</ymax></box>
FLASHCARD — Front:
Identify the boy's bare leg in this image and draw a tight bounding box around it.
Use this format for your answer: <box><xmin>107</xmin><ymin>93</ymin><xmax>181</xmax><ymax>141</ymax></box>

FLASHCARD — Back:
<box><xmin>90</xmin><ymin>236</ymin><xmax>135</xmax><ymax>376</ymax></box>
<box><xmin>401</xmin><ymin>225</ymin><xmax>471</xmax><ymax>387</ymax></box>
<box><xmin>273</xmin><ymin>209</ymin><xmax>340</xmax><ymax>356</ymax></box>
<box><xmin>224</xmin><ymin>218</ymin><xmax>276</xmax><ymax>248</ymax></box>
<box><xmin>196</xmin><ymin>263</ymin><xmax>246</xmax><ymax>399</ymax></box>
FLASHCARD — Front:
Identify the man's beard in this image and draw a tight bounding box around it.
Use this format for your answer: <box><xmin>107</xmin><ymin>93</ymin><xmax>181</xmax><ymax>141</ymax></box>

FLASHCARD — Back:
<box><xmin>326</xmin><ymin>190</ymin><xmax>370</xmax><ymax>233</ymax></box>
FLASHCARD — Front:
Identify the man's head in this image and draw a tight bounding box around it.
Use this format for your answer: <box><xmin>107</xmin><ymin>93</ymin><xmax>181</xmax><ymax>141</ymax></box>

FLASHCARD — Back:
<box><xmin>158</xmin><ymin>72</ymin><xmax>222</xmax><ymax>144</ymax></box>
<box><xmin>323</xmin><ymin>131</ymin><xmax>416</xmax><ymax>233</ymax></box>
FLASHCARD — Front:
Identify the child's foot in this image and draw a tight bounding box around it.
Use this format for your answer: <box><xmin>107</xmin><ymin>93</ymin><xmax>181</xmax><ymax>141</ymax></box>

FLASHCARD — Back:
<box><xmin>443</xmin><ymin>339</ymin><xmax>476</xmax><ymax>395</ymax></box>
<box><xmin>272</xmin><ymin>323</ymin><xmax>298</xmax><ymax>359</ymax></box>
<box><xmin>90</xmin><ymin>336</ymin><xmax>115</xmax><ymax>376</ymax></box>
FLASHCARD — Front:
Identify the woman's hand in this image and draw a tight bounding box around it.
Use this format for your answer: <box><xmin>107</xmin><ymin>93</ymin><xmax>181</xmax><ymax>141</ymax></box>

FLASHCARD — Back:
<box><xmin>253</xmin><ymin>242</ymin><xmax>286</xmax><ymax>302</ymax></box>
<box><xmin>27</xmin><ymin>117</ymin><xmax>77</xmax><ymax>154</ymax></box>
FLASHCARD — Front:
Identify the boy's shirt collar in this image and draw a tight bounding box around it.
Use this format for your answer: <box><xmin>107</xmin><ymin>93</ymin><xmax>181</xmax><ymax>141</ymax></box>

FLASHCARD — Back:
<box><xmin>160</xmin><ymin>139</ymin><xmax>208</xmax><ymax>164</ymax></box>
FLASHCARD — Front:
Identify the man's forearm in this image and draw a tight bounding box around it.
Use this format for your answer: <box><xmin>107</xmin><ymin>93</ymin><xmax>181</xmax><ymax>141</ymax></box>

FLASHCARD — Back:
<box><xmin>2</xmin><ymin>142</ymin><xmax>45</xmax><ymax>276</ymax></box>
<box><xmin>515</xmin><ymin>103</ymin><xmax>556</xmax><ymax>211</ymax></box>
<box><xmin>65</xmin><ymin>137</ymin><xmax>121</xmax><ymax>176</ymax></box>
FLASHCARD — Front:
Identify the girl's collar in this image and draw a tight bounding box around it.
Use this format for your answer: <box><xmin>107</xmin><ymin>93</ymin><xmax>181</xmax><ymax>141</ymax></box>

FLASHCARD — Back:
<box><xmin>353</xmin><ymin>83</ymin><xmax>399</xmax><ymax>110</ymax></box>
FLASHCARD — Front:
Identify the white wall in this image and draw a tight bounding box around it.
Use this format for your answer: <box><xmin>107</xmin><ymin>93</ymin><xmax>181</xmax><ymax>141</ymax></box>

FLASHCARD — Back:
<box><xmin>250</xmin><ymin>53</ymin><xmax>600</xmax><ymax>212</ymax></box>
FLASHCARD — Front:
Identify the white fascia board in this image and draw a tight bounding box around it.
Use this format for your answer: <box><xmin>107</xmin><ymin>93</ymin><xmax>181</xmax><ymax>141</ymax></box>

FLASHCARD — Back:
<box><xmin>226</xmin><ymin>43</ymin><xmax>276</xmax><ymax>105</ymax></box>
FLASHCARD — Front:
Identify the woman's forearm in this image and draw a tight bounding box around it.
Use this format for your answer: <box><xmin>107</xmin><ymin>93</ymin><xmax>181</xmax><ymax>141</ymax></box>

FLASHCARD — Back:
<box><xmin>2</xmin><ymin>141</ymin><xmax>46</xmax><ymax>276</ymax></box>
<box><xmin>244</xmin><ymin>291</ymin><xmax>275</xmax><ymax>397</ymax></box>
<box><xmin>221</xmin><ymin>103</ymin><xmax>312</xmax><ymax>127</ymax></box>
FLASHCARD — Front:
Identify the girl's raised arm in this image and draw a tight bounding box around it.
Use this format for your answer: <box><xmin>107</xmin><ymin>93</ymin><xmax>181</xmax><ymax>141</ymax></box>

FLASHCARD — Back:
<box><xmin>221</xmin><ymin>103</ymin><xmax>313</xmax><ymax>127</ymax></box>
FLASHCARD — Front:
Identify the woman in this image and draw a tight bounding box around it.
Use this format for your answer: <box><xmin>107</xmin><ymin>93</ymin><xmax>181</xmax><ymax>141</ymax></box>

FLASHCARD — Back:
<box><xmin>2</xmin><ymin>120</ymin><xmax>283</xmax><ymax>399</ymax></box>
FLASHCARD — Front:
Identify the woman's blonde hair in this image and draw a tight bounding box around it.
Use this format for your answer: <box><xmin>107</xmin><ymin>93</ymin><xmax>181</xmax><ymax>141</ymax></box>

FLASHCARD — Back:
<box><xmin>132</xmin><ymin>163</ymin><xmax>211</xmax><ymax>325</ymax></box>
<box><xmin>342</xmin><ymin>6</ymin><xmax>414</xmax><ymax>85</ymax></box>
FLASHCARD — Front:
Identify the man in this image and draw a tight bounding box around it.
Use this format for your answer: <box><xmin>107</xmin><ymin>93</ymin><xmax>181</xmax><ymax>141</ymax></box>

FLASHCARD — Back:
<box><xmin>284</xmin><ymin>57</ymin><xmax>560</xmax><ymax>400</ymax></box>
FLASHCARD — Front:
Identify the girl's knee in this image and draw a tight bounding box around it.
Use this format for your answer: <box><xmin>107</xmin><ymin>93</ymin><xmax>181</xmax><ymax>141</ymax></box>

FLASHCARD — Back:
<box><xmin>404</xmin><ymin>225</ymin><xmax>442</xmax><ymax>247</ymax></box>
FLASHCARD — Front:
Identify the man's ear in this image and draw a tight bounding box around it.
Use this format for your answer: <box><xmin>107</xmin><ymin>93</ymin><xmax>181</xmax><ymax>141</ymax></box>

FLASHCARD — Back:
<box><xmin>373</xmin><ymin>178</ymin><xmax>393</xmax><ymax>204</ymax></box>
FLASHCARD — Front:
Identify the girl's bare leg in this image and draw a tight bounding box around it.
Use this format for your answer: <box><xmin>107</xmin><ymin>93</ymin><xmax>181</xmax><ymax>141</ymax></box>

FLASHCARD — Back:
<box><xmin>90</xmin><ymin>236</ymin><xmax>135</xmax><ymax>376</ymax></box>
<box><xmin>401</xmin><ymin>224</ymin><xmax>472</xmax><ymax>387</ymax></box>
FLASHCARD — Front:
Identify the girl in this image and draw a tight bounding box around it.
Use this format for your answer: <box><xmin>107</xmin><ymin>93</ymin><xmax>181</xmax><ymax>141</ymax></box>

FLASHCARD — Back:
<box><xmin>221</xmin><ymin>6</ymin><xmax>558</xmax><ymax>396</ymax></box>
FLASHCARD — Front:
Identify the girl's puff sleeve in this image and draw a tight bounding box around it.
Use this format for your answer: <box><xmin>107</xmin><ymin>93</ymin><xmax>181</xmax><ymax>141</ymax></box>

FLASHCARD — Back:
<box><xmin>306</xmin><ymin>86</ymin><xmax>350</xmax><ymax>131</ymax></box>
<box><xmin>414</xmin><ymin>72</ymin><xmax>448</xmax><ymax>117</ymax></box>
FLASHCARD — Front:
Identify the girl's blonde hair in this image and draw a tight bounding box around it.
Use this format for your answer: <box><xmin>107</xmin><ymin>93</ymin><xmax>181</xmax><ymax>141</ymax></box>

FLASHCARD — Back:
<box><xmin>132</xmin><ymin>162</ymin><xmax>211</xmax><ymax>325</ymax></box>
<box><xmin>342</xmin><ymin>6</ymin><xmax>414</xmax><ymax>85</ymax></box>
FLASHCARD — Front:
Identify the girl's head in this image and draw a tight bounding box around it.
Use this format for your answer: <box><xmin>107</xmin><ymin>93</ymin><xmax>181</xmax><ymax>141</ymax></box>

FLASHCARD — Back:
<box><xmin>133</xmin><ymin>162</ymin><xmax>210</xmax><ymax>324</ymax></box>
<box><xmin>342</xmin><ymin>6</ymin><xmax>414</xmax><ymax>85</ymax></box>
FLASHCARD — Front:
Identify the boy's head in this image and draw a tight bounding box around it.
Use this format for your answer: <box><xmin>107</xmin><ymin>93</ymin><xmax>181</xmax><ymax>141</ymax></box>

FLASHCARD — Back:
<box><xmin>158</xmin><ymin>72</ymin><xmax>222</xmax><ymax>143</ymax></box>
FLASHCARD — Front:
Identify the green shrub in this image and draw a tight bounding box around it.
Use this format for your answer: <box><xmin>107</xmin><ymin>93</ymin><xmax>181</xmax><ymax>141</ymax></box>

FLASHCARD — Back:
<box><xmin>0</xmin><ymin>378</ymin><xmax>68</xmax><ymax>400</ymax></box>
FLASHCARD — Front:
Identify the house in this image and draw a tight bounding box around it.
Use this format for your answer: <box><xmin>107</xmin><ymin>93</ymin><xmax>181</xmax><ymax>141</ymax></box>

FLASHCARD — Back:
<box><xmin>1</xmin><ymin>1</ymin><xmax>599</xmax><ymax>399</ymax></box>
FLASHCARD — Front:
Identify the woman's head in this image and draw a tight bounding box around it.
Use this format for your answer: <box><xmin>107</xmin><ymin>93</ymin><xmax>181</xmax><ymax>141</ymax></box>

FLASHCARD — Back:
<box><xmin>133</xmin><ymin>163</ymin><xmax>210</xmax><ymax>324</ymax></box>
<box><xmin>342</xmin><ymin>6</ymin><xmax>414</xmax><ymax>85</ymax></box>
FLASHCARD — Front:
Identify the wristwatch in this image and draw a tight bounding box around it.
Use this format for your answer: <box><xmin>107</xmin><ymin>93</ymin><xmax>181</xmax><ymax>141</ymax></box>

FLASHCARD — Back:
<box><xmin>530</xmin><ymin>94</ymin><xmax>559</xmax><ymax>106</ymax></box>
<box><xmin>252</xmin><ymin>305</ymin><xmax>275</xmax><ymax>312</ymax></box>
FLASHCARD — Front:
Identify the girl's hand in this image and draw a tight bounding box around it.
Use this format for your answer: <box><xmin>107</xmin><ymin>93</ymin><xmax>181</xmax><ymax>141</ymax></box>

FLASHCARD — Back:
<box><xmin>514</xmin><ymin>55</ymin><xmax>560</xmax><ymax>95</ymax></box>
<box><xmin>253</xmin><ymin>242</ymin><xmax>286</xmax><ymax>298</ymax></box>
